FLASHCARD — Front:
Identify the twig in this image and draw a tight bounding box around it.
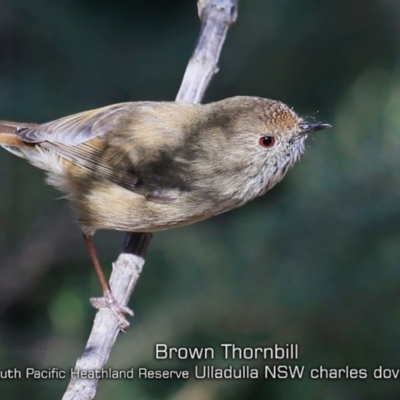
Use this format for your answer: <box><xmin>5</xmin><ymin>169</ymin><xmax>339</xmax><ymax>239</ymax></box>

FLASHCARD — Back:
<box><xmin>176</xmin><ymin>0</ymin><xmax>238</xmax><ymax>103</ymax></box>
<box><xmin>62</xmin><ymin>234</ymin><xmax>152</xmax><ymax>400</ymax></box>
<box><xmin>62</xmin><ymin>1</ymin><xmax>239</xmax><ymax>399</ymax></box>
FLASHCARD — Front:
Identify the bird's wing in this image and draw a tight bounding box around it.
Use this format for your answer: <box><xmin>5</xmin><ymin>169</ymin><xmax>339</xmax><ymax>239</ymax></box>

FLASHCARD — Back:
<box><xmin>44</xmin><ymin>139</ymin><xmax>181</xmax><ymax>203</ymax></box>
<box><xmin>17</xmin><ymin>103</ymin><xmax>129</xmax><ymax>145</ymax></box>
<box><xmin>15</xmin><ymin>103</ymin><xmax>183</xmax><ymax>203</ymax></box>
<box><xmin>45</xmin><ymin>139</ymin><xmax>144</xmax><ymax>194</ymax></box>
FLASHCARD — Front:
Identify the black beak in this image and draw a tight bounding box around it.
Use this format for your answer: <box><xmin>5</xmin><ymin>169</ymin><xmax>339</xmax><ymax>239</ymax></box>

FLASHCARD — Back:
<box><xmin>298</xmin><ymin>121</ymin><xmax>332</xmax><ymax>135</ymax></box>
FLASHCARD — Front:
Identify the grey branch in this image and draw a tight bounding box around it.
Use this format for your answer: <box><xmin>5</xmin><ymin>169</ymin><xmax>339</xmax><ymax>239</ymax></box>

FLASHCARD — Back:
<box><xmin>62</xmin><ymin>253</ymin><xmax>147</xmax><ymax>400</ymax></box>
<box><xmin>176</xmin><ymin>0</ymin><xmax>238</xmax><ymax>103</ymax></box>
<box><xmin>62</xmin><ymin>0</ymin><xmax>239</xmax><ymax>399</ymax></box>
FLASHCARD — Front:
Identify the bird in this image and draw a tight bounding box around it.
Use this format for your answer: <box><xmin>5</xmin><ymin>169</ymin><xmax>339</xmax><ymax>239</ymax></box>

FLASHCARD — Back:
<box><xmin>0</xmin><ymin>96</ymin><xmax>331</xmax><ymax>328</ymax></box>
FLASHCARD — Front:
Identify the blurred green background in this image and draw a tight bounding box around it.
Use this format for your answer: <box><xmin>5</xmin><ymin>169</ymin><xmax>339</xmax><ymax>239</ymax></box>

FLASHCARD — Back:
<box><xmin>0</xmin><ymin>0</ymin><xmax>400</xmax><ymax>399</ymax></box>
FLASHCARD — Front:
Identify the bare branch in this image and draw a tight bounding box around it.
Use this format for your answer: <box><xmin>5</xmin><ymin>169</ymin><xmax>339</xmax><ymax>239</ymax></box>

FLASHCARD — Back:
<box><xmin>177</xmin><ymin>0</ymin><xmax>238</xmax><ymax>103</ymax></box>
<box><xmin>62</xmin><ymin>245</ymin><xmax>150</xmax><ymax>400</ymax></box>
<box><xmin>63</xmin><ymin>1</ymin><xmax>239</xmax><ymax>399</ymax></box>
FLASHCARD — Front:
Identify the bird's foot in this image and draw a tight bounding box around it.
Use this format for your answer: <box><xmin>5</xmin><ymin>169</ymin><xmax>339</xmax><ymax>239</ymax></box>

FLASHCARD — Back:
<box><xmin>90</xmin><ymin>290</ymin><xmax>134</xmax><ymax>332</ymax></box>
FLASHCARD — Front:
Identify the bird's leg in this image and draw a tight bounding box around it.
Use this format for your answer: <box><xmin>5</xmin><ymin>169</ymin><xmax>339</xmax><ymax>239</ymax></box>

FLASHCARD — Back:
<box><xmin>82</xmin><ymin>233</ymin><xmax>133</xmax><ymax>331</ymax></box>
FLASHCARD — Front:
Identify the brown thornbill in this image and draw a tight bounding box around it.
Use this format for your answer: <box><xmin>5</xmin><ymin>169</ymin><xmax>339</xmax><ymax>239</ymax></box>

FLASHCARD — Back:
<box><xmin>0</xmin><ymin>96</ymin><xmax>331</xmax><ymax>329</ymax></box>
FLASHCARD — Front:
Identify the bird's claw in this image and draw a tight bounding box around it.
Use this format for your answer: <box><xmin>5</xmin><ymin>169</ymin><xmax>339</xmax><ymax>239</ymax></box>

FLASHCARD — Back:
<box><xmin>90</xmin><ymin>292</ymin><xmax>134</xmax><ymax>332</ymax></box>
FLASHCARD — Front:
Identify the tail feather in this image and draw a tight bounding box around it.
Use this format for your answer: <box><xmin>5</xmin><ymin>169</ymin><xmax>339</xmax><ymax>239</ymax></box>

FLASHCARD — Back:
<box><xmin>0</xmin><ymin>133</ymin><xmax>25</xmax><ymax>147</ymax></box>
<box><xmin>0</xmin><ymin>120</ymin><xmax>36</xmax><ymax>128</ymax></box>
<box><xmin>0</xmin><ymin>121</ymin><xmax>67</xmax><ymax>183</ymax></box>
<box><xmin>0</xmin><ymin>120</ymin><xmax>37</xmax><ymax>147</ymax></box>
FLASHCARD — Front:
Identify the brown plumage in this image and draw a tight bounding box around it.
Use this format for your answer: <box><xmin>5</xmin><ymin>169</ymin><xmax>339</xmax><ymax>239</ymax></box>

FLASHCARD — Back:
<box><xmin>0</xmin><ymin>96</ymin><xmax>331</xmax><ymax>328</ymax></box>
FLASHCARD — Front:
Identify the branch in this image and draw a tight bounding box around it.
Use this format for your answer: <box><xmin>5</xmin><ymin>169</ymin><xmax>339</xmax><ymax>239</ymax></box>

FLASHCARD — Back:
<box><xmin>62</xmin><ymin>234</ymin><xmax>152</xmax><ymax>400</ymax></box>
<box><xmin>176</xmin><ymin>0</ymin><xmax>238</xmax><ymax>103</ymax></box>
<box><xmin>62</xmin><ymin>1</ymin><xmax>239</xmax><ymax>399</ymax></box>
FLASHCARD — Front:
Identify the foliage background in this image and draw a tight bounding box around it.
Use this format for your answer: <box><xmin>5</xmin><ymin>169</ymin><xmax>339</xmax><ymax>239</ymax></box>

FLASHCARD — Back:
<box><xmin>0</xmin><ymin>0</ymin><xmax>400</xmax><ymax>399</ymax></box>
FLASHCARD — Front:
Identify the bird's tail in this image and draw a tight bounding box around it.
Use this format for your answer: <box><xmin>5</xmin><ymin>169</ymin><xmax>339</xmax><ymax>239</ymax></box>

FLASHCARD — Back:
<box><xmin>0</xmin><ymin>120</ymin><xmax>67</xmax><ymax>186</ymax></box>
<box><xmin>0</xmin><ymin>121</ymin><xmax>37</xmax><ymax>157</ymax></box>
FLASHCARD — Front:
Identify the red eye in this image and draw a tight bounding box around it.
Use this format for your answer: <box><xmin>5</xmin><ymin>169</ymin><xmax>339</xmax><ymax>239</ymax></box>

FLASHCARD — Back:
<box><xmin>259</xmin><ymin>136</ymin><xmax>275</xmax><ymax>148</ymax></box>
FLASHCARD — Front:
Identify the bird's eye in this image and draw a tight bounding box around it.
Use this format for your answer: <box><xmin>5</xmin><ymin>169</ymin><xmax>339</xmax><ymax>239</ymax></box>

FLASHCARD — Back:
<box><xmin>259</xmin><ymin>136</ymin><xmax>275</xmax><ymax>148</ymax></box>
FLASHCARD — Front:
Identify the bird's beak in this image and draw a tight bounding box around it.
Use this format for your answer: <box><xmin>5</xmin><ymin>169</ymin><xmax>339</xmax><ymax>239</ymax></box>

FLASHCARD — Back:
<box><xmin>298</xmin><ymin>121</ymin><xmax>332</xmax><ymax>135</ymax></box>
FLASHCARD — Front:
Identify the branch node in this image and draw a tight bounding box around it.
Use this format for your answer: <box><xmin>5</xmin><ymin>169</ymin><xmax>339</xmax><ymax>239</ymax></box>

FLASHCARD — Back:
<box><xmin>198</xmin><ymin>0</ymin><xmax>239</xmax><ymax>24</ymax></box>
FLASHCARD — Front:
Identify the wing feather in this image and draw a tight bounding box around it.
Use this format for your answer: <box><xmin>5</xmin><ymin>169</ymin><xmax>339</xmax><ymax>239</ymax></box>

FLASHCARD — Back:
<box><xmin>14</xmin><ymin>102</ymin><xmax>181</xmax><ymax>203</ymax></box>
<box><xmin>17</xmin><ymin>103</ymin><xmax>129</xmax><ymax>145</ymax></box>
<box><xmin>41</xmin><ymin>141</ymin><xmax>141</xmax><ymax>192</ymax></box>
